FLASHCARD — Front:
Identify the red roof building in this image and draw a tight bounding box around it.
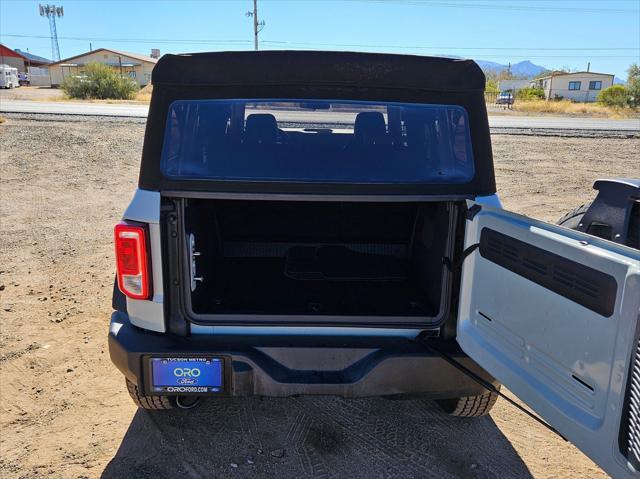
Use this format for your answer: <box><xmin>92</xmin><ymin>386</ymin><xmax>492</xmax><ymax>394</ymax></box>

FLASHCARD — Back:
<box><xmin>0</xmin><ymin>44</ymin><xmax>27</xmax><ymax>72</ymax></box>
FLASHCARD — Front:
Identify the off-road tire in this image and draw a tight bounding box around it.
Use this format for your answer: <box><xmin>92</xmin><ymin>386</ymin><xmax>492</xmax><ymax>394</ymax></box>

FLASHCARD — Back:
<box><xmin>126</xmin><ymin>378</ymin><xmax>175</xmax><ymax>410</ymax></box>
<box><xmin>557</xmin><ymin>202</ymin><xmax>592</xmax><ymax>229</ymax></box>
<box><xmin>437</xmin><ymin>387</ymin><xmax>500</xmax><ymax>417</ymax></box>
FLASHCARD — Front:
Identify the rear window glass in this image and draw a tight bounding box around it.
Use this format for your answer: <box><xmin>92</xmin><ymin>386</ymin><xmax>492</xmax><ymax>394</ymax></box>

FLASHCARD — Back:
<box><xmin>161</xmin><ymin>99</ymin><xmax>474</xmax><ymax>184</ymax></box>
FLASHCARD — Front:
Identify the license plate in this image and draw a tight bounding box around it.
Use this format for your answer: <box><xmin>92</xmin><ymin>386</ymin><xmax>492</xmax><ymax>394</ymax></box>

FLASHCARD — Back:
<box><xmin>151</xmin><ymin>357</ymin><xmax>223</xmax><ymax>393</ymax></box>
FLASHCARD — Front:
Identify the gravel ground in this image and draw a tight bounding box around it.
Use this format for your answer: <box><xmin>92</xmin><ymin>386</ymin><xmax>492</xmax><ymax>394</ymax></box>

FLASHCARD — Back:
<box><xmin>0</xmin><ymin>116</ymin><xmax>638</xmax><ymax>479</ymax></box>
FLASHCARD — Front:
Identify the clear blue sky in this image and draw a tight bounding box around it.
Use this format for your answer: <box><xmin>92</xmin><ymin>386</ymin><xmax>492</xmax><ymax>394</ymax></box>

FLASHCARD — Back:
<box><xmin>1</xmin><ymin>0</ymin><xmax>638</xmax><ymax>78</ymax></box>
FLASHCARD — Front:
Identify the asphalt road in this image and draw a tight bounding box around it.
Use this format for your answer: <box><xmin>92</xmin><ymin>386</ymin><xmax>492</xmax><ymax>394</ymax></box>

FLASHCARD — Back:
<box><xmin>2</xmin><ymin>99</ymin><xmax>639</xmax><ymax>131</ymax></box>
<box><xmin>0</xmin><ymin>99</ymin><xmax>150</xmax><ymax>118</ymax></box>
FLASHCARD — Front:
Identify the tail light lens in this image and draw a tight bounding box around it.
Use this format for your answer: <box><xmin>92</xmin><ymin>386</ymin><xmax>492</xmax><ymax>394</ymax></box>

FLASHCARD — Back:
<box><xmin>114</xmin><ymin>221</ymin><xmax>152</xmax><ymax>300</ymax></box>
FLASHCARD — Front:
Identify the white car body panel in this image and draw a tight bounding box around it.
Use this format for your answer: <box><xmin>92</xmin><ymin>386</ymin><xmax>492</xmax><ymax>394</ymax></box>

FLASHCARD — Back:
<box><xmin>122</xmin><ymin>189</ymin><xmax>166</xmax><ymax>333</ymax></box>
<box><xmin>457</xmin><ymin>200</ymin><xmax>640</xmax><ymax>478</ymax></box>
<box><xmin>474</xmin><ymin>193</ymin><xmax>503</xmax><ymax>209</ymax></box>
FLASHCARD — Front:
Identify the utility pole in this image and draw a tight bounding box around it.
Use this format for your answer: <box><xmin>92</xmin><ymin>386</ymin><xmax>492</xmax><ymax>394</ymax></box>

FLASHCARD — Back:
<box><xmin>39</xmin><ymin>4</ymin><xmax>64</xmax><ymax>61</ymax></box>
<box><xmin>246</xmin><ymin>0</ymin><xmax>265</xmax><ymax>51</ymax></box>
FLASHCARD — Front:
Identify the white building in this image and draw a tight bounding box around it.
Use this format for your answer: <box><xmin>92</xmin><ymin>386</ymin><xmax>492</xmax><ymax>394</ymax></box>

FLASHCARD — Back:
<box><xmin>497</xmin><ymin>79</ymin><xmax>530</xmax><ymax>93</ymax></box>
<box><xmin>48</xmin><ymin>48</ymin><xmax>158</xmax><ymax>87</ymax></box>
<box><xmin>530</xmin><ymin>71</ymin><xmax>615</xmax><ymax>102</ymax></box>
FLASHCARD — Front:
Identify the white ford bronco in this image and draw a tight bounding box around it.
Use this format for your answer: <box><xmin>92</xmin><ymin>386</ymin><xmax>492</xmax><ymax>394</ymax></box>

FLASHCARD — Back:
<box><xmin>108</xmin><ymin>51</ymin><xmax>640</xmax><ymax>477</ymax></box>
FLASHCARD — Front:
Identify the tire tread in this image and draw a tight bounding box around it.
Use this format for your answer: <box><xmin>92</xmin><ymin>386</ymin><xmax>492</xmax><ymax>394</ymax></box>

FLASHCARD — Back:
<box><xmin>438</xmin><ymin>388</ymin><xmax>500</xmax><ymax>417</ymax></box>
<box><xmin>126</xmin><ymin>379</ymin><xmax>174</xmax><ymax>410</ymax></box>
<box><xmin>556</xmin><ymin>201</ymin><xmax>592</xmax><ymax>226</ymax></box>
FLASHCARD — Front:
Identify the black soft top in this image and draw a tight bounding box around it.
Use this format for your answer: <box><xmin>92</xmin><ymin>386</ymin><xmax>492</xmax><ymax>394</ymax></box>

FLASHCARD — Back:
<box><xmin>152</xmin><ymin>50</ymin><xmax>485</xmax><ymax>92</ymax></box>
<box><xmin>140</xmin><ymin>51</ymin><xmax>495</xmax><ymax>196</ymax></box>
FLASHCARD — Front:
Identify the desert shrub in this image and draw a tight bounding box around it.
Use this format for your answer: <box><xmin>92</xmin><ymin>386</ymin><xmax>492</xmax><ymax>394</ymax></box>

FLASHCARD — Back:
<box><xmin>627</xmin><ymin>63</ymin><xmax>640</xmax><ymax>108</ymax></box>
<box><xmin>597</xmin><ymin>85</ymin><xmax>629</xmax><ymax>108</ymax></box>
<box><xmin>516</xmin><ymin>87</ymin><xmax>545</xmax><ymax>101</ymax></box>
<box><xmin>134</xmin><ymin>83</ymin><xmax>153</xmax><ymax>102</ymax></box>
<box><xmin>513</xmin><ymin>99</ymin><xmax>635</xmax><ymax>118</ymax></box>
<box><xmin>61</xmin><ymin>62</ymin><xmax>138</xmax><ymax>100</ymax></box>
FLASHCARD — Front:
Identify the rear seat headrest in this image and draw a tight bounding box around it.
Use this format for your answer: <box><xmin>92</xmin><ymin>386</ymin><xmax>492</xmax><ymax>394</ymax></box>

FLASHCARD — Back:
<box><xmin>354</xmin><ymin>112</ymin><xmax>387</xmax><ymax>145</ymax></box>
<box><xmin>245</xmin><ymin>113</ymin><xmax>278</xmax><ymax>144</ymax></box>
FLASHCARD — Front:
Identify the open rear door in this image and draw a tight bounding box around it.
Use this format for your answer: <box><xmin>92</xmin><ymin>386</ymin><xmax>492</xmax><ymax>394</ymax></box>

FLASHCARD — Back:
<box><xmin>458</xmin><ymin>201</ymin><xmax>640</xmax><ymax>478</ymax></box>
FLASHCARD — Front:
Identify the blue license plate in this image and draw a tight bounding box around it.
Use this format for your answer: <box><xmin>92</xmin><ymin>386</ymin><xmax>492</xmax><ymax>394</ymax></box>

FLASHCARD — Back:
<box><xmin>151</xmin><ymin>357</ymin><xmax>223</xmax><ymax>393</ymax></box>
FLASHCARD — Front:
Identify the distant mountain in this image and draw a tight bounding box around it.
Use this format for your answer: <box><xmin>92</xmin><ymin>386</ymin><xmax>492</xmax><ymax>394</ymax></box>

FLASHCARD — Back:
<box><xmin>437</xmin><ymin>55</ymin><xmax>623</xmax><ymax>81</ymax></box>
<box><xmin>472</xmin><ymin>59</ymin><xmax>505</xmax><ymax>71</ymax></box>
<box><xmin>510</xmin><ymin>61</ymin><xmax>547</xmax><ymax>77</ymax></box>
<box><xmin>475</xmin><ymin>59</ymin><xmax>546</xmax><ymax>78</ymax></box>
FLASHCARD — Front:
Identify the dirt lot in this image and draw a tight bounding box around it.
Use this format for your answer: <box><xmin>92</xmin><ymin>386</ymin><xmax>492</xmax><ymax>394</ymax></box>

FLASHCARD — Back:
<box><xmin>0</xmin><ymin>87</ymin><xmax>65</xmax><ymax>101</ymax></box>
<box><xmin>0</xmin><ymin>87</ymin><xmax>150</xmax><ymax>104</ymax></box>
<box><xmin>0</xmin><ymin>116</ymin><xmax>638</xmax><ymax>479</ymax></box>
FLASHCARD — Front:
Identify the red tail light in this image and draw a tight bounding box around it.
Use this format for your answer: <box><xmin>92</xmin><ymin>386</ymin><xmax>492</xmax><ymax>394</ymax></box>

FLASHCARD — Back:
<box><xmin>114</xmin><ymin>221</ymin><xmax>152</xmax><ymax>300</ymax></box>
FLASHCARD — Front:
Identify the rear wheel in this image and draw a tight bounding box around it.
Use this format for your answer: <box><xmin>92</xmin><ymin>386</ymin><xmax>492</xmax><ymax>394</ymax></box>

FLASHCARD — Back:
<box><xmin>126</xmin><ymin>379</ymin><xmax>175</xmax><ymax>410</ymax></box>
<box><xmin>436</xmin><ymin>387</ymin><xmax>500</xmax><ymax>417</ymax></box>
<box><xmin>557</xmin><ymin>202</ymin><xmax>592</xmax><ymax>229</ymax></box>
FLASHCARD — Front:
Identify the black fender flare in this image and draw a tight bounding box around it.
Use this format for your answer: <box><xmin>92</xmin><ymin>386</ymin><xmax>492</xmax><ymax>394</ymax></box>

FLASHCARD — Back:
<box><xmin>575</xmin><ymin>178</ymin><xmax>639</xmax><ymax>247</ymax></box>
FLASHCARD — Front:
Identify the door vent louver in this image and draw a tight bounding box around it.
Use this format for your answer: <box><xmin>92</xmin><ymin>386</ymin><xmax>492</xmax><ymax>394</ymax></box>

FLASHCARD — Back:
<box><xmin>620</xmin><ymin>333</ymin><xmax>640</xmax><ymax>470</ymax></box>
<box><xmin>522</xmin><ymin>256</ymin><xmax>547</xmax><ymax>276</ymax></box>
<box><xmin>627</xmin><ymin>342</ymin><xmax>640</xmax><ymax>465</ymax></box>
<box><xmin>479</xmin><ymin>228</ymin><xmax>617</xmax><ymax>317</ymax></box>
<box><xmin>552</xmin><ymin>266</ymin><xmax>600</xmax><ymax>299</ymax></box>
<box><xmin>486</xmin><ymin>237</ymin><xmax>518</xmax><ymax>262</ymax></box>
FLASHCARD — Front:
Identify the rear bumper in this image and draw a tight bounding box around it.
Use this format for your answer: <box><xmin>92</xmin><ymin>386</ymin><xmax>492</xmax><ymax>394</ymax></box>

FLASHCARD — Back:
<box><xmin>109</xmin><ymin>311</ymin><xmax>497</xmax><ymax>398</ymax></box>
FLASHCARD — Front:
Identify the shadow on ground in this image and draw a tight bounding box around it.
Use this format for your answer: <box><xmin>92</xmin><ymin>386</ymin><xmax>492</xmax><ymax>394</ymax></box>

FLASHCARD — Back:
<box><xmin>101</xmin><ymin>396</ymin><xmax>532</xmax><ymax>478</ymax></box>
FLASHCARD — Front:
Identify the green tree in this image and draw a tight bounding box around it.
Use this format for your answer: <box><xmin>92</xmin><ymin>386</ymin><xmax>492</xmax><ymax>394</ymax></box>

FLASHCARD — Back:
<box><xmin>533</xmin><ymin>68</ymin><xmax>569</xmax><ymax>80</ymax></box>
<box><xmin>597</xmin><ymin>85</ymin><xmax>629</xmax><ymax>108</ymax></box>
<box><xmin>516</xmin><ymin>87</ymin><xmax>545</xmax><ymax>101</ymax></box>
<box><xmin>61</xmin><ymin>62</ymin><xmax>138</xmax><ymax>100</ymax></box>
<box><xmin>484</xmin><ymin>69</ymin><xmax>515</xmax><ymax>93</ymax></box>
<box><xmin>627</xmin><ymin>63</ymin><xmax>640</xmax><ymax>108</ymax></box>
<box><xmin>534</xmin><ymin>69</ymin><xmax>552</xmax><ymax>79</ymax></box>
<box><xmin>485</xmin><ymin>78</ymin><xmax>500</xmax><ymax>93</ymax></box>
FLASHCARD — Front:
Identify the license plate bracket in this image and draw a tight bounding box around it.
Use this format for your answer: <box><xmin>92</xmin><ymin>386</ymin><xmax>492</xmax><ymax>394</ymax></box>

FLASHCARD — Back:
<box><xmin>150</xmin><ymin>357</ymin><xmax>224</xmax><ymax>394</ymax></box>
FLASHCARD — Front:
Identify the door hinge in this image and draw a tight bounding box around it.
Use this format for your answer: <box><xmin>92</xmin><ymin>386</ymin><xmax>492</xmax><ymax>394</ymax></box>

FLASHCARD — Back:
<box><xmin>465</xmin><ymin>204</ymin><xmax>482</xmax><ymax>221</ymax></box>
<box><xmin>188</xmin><ymin>233</ymin><xmax>204</xmax><ymax>291</ymax></box>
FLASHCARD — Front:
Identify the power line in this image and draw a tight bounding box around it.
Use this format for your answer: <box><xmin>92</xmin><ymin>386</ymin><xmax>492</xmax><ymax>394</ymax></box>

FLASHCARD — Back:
<box><xmin>0</xmin><ymin>33</ymin><xmax>252</xmax><ymax>45</ymax></box>
<box><xmin>6</xmin><ymin>0</ymin><xmax>639</xmax><ymax>14</ymax></box>
<box><xmin>1</xmin><ymin>33</ymin><xmax>637</xmax><ymax>52</ymax></box>
<box><xmin>263</xmin><ymin>40</ymin><xmax>640</xmax><ymax>51</ymax></box>
<box><xmin>252</xmin><ymin>50</ymin><xmax>640</xmax><ymax>59</ymax></box>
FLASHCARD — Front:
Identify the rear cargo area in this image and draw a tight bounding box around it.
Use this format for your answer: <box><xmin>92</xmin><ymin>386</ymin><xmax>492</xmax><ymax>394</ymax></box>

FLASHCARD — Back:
<box><xmin>181</xmin><ymin>199</ymin><xmax>455</xmax><ymax>320</ymax></box>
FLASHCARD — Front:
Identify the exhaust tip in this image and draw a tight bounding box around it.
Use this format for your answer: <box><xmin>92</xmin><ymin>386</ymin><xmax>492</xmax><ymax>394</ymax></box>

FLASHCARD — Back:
<box><xmin>175</xmin><ymin>396</ymin><xmax>201</xmax><ymax>409</ymax></box>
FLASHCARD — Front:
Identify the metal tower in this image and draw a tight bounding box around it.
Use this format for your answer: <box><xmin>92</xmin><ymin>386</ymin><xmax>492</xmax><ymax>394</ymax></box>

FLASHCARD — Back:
<box><xmin>39</xmin><ymin>4</ymin><xmax>64</xmax><ymax>61</ymax></box>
